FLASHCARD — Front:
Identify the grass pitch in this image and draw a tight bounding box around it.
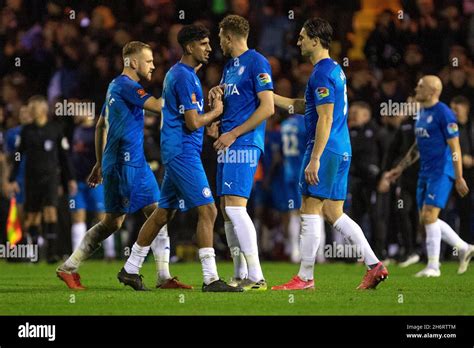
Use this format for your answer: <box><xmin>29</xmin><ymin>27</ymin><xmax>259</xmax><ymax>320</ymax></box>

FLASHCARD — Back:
<box><xmin>0</xmin><ymin>260</ymin><xmax>473</xmax><ymax>315</ymax></box>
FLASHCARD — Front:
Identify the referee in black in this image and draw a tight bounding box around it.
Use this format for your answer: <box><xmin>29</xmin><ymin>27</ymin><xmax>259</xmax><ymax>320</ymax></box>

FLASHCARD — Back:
<box><xmin>7</xmin><ymin>95</ymin><xmax>77</xmax><ymax>263</ymax></box>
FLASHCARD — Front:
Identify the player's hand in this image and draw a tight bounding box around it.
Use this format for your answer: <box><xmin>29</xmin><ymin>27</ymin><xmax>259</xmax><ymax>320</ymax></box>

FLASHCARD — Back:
<box><xmin>455</xmin><ymin>177</ymin><xmax>469</xmax><ymax>197</ymax></box>
<box><xmin>206</xmin><ymin>121</ymin><xmax>220</xmax><ymax>139</ymax></box>
<box><xmin>68</xmin><ymin>180</ymin><xmax>78</xmax><ymax>196</ymax></box>
<box><xmin>377</xmin><ymin>172</ymin><xmax>391</xmax><ymax>193</ymax></box>
<box><xmin>214</xmin><ymin>131</ymin><xmax>237</xmax><ymax>151</ymax></box>
<box><xmin>208</xmin><ymin>85</ymin><xmax>224</xmax><ymax>106</ymax></box>
<box><xmin>87</xmin><ymin>163</ymin><xmax>103</xmax><ymax>188</ymax></box>
<box><xmin>211</xmin><ymin>96</ymin><xmax>224</xmax><ymax>116</ymax></box>
<box><xmin>305</xmin><ymin>158</ymin><xmax>320</xmax><ymax>186</ymax></box>
<box><xmin>385</xmin><ymin>166</ymin><xmax>403</xmax><ymax>183</ymax></box>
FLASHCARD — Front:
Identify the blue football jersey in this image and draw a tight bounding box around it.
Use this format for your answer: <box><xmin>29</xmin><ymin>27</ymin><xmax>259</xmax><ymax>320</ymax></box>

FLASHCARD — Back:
<box><xmin>160</xmin><ymin>62</ymin><xmax>205</xmax><ymax>164</ymax></box>
<box><xmin>101</xmin><ymin>74</ymin><xmax>152</xmax><ymax>172</ymax></box>
<box><xmin>305</xmin><ymin>58</ymin><xmax>351</xmax><ymax>156</ymax></box>
<box><xmin>220</xmin><ymin>49</ymin><xmax>273</xmax><ymax>152</ymax></box>
<box><xmin>415</xmin><ymin>102</ymin><xmax>458</xmax><ymax>178</ymax></box>
<box><xmin>281</xmin><ymin>115</ymin><xmax>306</xmax><ymax>183</ymax></box>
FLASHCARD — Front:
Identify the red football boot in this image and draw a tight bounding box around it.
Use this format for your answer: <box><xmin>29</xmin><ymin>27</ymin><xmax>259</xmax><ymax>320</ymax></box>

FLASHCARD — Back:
<box><xmin>271</xmin><ymin>275</ymin><xmax>315</xmax><ymax>290</ymax></box>
<box><xmin>156</xmin><ymin>277</ymin><xmax>193</xmax><ymax>290</ymax></box>
<box><xmin>357</xmin><ymin>262</ymin><xmax>388</xmax><ymax>290</ymax></box>
<box><xmin>57</xmin><ymin>270</ymin><xmax>86</xmax><ymax>290</ymax></box>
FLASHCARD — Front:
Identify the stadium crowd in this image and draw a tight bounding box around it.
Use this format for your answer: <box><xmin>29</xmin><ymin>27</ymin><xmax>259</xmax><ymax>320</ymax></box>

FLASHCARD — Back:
<box><xmin>0</xmin><ymin>0</ymin><xmax>473</xmax><ymax>264</ymax></box>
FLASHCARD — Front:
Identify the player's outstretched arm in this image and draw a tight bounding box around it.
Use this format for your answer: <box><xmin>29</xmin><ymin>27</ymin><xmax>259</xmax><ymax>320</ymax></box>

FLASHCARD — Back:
<box><xmin>214</xmin><ymin>90</ymin><xmax>274</xmax><ymax>150</ymax></box>
<box><xmin>184</xmin><ymin>97</ymin><xmax>223</xmax><ymax>131</ymax></box>
<box><xmin>143</xmin><ymin>96</ymin><xmax>163</xmax><ymax>114</ymax></box>
<box><xmin>274</xmin><ymin>93</ymin><xmax>305</xmax><ymax>115</ymax></box>
<box><xmin>305</xmin><ymin>103</ymin><xmax>333</xmax><ymax>185</ymax></box>
<box><xmin>448</xmin><ymin>137</ymin><xmax>470</xmax><ymax>197</ymax></box>
<box><xmin>386</xmin><ymin>142</ymin><xmax>419</xmax><ymax>182</ymax></box>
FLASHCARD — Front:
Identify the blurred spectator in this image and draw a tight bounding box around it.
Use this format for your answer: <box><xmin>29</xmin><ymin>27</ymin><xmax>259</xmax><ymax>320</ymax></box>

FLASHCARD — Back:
<box><xmin>441</xmin><ymin>68</ymin><xmax>474</xmax><ymax>106</ymax></box>
<box><xmin>364</xmin><ymin>10</ymin><xmax>404</xmax><ymax>69</ymax></box>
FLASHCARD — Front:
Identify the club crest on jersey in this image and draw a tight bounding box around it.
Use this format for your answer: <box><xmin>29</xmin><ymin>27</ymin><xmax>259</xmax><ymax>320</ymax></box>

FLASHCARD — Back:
<box><xmin>136</xmin><ymin>88</ymin><xmax>147</xmax><ymax>98</ymax></box>
<box><xmin>238</xmin><ymin>66</ymin><xmax>246</xmax><ymax>75</ymax></box>
<box><xmin>426</xmin><ymin>115</ymin><xmax>433</xmax><ymax>123</ymax></box>
<box><xmin>257</xmin><ymin>73</ymin><xmax>271</xmax><ymax>86</ymax></box>
<box><xmin>316</xmin><ymin>87</ymin><xmax>329</xmax><ymax>100</ymax></box>
<box><xmin>447</xmin><ymin>123</ymin><xmax>458</xmax><ymax>135</ymax></box>
<box><xmin>202</xmin><ymin>187</ymin><xmax>212</xmax><ymax>198</ymax></box>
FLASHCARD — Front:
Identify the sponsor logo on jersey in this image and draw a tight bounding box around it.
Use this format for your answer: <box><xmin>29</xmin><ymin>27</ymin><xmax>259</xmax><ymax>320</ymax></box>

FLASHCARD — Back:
<box><xmin>447</xmin><ymin>123</ymin><xmax>458</xmax><ymax>135</ymax></box>
<box><xmin>316</xmin><ymin>87</ymin><xmax>329</xmax><ymax>99</ymax></box>
<box><xmin>224</xmin><ymin>83</ymin><xmax>240</xmax><ymax>96</ymax></box>
<box><xmin>257</xmin><ymin>73</ymin><xmax>272</xmax><ymax>86</ymax></box>
<box><xmin>191</xmin><ymin>93</ymin><xmax>204</xmax><ymax>112</ymax></box>
<box><xmin>415</xmin><ymin>127</ymin><xmax>430</xmax><ymax>138</ymax></box>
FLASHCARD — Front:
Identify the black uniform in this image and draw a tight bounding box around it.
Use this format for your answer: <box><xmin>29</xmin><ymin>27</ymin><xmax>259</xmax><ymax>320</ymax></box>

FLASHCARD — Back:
<box><xmin>383</xmin><ymin>118</ymin><xmax>420</xmax><ymax>258</ymax></box>
<box><xmin>349</xmin><ymin>120</ymin><xmax>382</xmax><ymax>247</ymax></box>
<box><xmin>9</xmin><ymin>121</ymin><xmax>74</xmax><ymax>212</ymax></box>
<box><xmin>373</xmin><ymin>122</ymin><xmax>400</xmax><ymax>259</ymax></box>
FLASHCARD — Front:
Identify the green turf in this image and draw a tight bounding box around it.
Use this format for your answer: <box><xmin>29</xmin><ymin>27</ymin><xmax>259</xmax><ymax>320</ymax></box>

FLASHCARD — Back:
<box><xmin>0</xmin><ymin>260</ymin><xmax>473</xmax><ymax>315</ymax></box>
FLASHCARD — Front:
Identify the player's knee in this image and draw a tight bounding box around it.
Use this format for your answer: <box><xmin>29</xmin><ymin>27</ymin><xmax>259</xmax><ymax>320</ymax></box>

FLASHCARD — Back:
<box><xmin>71</xmin><ymin>210</ymin><xmax>86</xmax><ymax>224</ymax></box>
<box><xmin>421</xmin><ymin>209</ymin><xmax>437</xmax><ymax>225</ymax></box>
<box><xmin>320</xmin><ymin>205</ymin><xmax>331</xmax><ymax>224</ymax></box>
<box><xmin>103</xmin><ymin>216</ymin><xmax>124</xmax><ymax>232</ymax></box>
<box><xmin>43</xmin><ymin>207</ymin><xmax>57</xmax><ymax>223</ymax></box>
<box><xmin>199</xmin><ymin>203</ymin><xmax>217</xmax><ymax>222</ymax></box>
<box><xmin>153</xmin><ymin>208</ymin><xmax>172</xmax><ymax>226</ymax></box>
<box><xmin>322</xmin><ymin>210</ymin><xmax>335</xmax><ymax>225</ymax></box>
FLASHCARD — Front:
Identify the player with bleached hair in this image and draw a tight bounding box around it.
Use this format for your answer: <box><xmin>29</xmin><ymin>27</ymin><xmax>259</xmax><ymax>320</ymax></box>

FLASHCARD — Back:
<box><xmin>57</xmin><ymin>41</ymin><xmax>191</xmax><ymax>291</ymax></box>
<box><xmin>386</xmin><ymin>75</ymin><xmax>474</xmax><ymax>277</ymax></box>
